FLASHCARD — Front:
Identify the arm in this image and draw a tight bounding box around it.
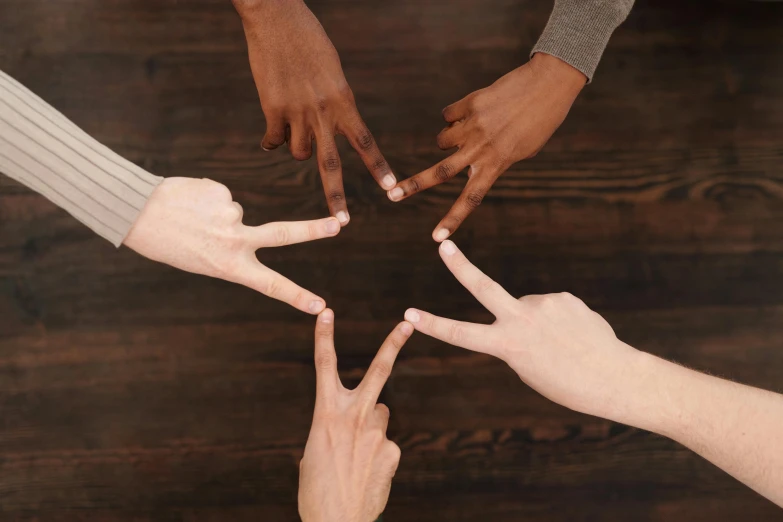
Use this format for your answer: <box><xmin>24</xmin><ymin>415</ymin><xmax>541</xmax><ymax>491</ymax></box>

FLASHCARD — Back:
<box><xmin>388</xmin><ymin>0</ymin><xmax>635</xmax><ymax>241</ymax></box>
<box><xmin>0</xmin><ymin>68</ymin><xmax>162</xmax><ymax>247</ymax></box>
<box><xmin>405</xmin><ymin>240</ymin><xmax>783</xmax><ymax>507</ymax></box>
<box><xmin>0</xmin><ymin>70</ymin><xmax>341</xmax><ymax>314</ymax></box>
<box><xmin>299</xmin><ymin>309</ymin><xmax>412</xmax><ymax>522</ymax></box>
<box><xmin>231</xmin><ymin>0</ymin><xmax>396</xmax><ymax>225</ymax></box>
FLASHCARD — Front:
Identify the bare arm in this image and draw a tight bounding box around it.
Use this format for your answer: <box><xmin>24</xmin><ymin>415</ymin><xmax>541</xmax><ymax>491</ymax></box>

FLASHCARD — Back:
<box><xmin>406</xmin><ymin>240</ymin><xmax>783</xmax><ymax>507</ymax></box>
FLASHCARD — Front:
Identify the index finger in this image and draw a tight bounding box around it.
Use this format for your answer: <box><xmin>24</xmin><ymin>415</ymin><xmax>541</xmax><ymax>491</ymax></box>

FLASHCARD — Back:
<box><xmin>232</xmin><ymin>258</ymin><xmax>326</xmax><ymax>315</ymax></box>
<box><xmin>438</xmin><ymin>240</ymin><xmax>519</xmax><ymax>318</ymax></box>
<box><xmin>387</xmin><ymin>149</ymin><xmax>471</xmax><ymax>203</ymax></box>
<box><xmin>341</xmin><ymin>113</ymin><xmax>397</xmax><ymax>191</ymax></box>
<box><xmin>357</xmin><ymin>321</ymin><xmax>414</xmax><ymax>407</ymax></box>
<box><xmin>315</xmin><ymin>130</ymin><xmax>350</xmax><ymax>226</ymax></box>
<box><xmin>245</xmin><ymin>217</ymin><xmax>341</xmax><ymax>248</ymax></box>
<box><xmin>314</xmin><ymin>309</ymin><xmax>340</xmax><ymax>402</ymax></box>
<box><xmin>431</xmin><ymin>171</ymin><xmax>496</xmax><ymax>242</ymax></box>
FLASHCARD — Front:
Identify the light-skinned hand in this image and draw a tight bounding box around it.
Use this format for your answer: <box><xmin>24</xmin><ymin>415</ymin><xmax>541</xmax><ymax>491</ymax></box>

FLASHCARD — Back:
<box><xmin>388</xmin><ymin>53</ymin><xmax>586</xmax><ymax>241</ymax></box>
<box><xmin>299</xmin><ymin>309</ymin><xmax>412</xmax><ymax>522</ymax></box>
<box><xmin>233</xmin><ymin>0</ymin><xmax>396</xmax><ymax>225</ymax></box>
<box><xmin>404</xmin><ymin>240</ymin><xmax>641</xmax><ymax>422</ymax></box>
<box><xmin>123</xmin><ymin>177</ymin><xmax>340</xmax><ymax>314</ymax></box>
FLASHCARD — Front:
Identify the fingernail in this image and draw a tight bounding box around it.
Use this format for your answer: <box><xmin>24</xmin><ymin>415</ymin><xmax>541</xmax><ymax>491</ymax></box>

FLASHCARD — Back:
<box><xmin>336</xmin><ymin>211</ymin><xmax>349</xmax><ymax>224</ymax></box>
<box><xmin>400</xmin><ymin>322</ymin><xmax>414</xmax><ymax>335</ymax></box>
<box><xmin>310</xmin><ymin>300</ymin><xmax>325</xmax><ymax>314</ymax></box>
<box><xmin>382</xmin><ymin>174</ymin><xmax>396</xmax><ymax>189</ymax></box>
<box><xmin>433</xmin><ymin>228</ymin><xmax>450</xmax><ymax>242</ymax></box>
<box><xmin>325</xmin><ymin>218</ymin><xmax>340</xmax><ymax>234</ymax></box>
<box><xmin>388</xmin><ymin>187</ymin><xmax>404</xmax><ymax>201</ymax></box>
<box><xmin>440</xmin><ymin>240</ymin><xmax>457</xmax><ymax>256</ymax></box>
<box><xmin>319</xmin><ymin>308</ymin><xmax>334</xmax><ymax>323</ymax></box>
<box><xmin>404</xmin><ymin>309</ymin><xmax>421</xmax><ymax>323</ymax></box>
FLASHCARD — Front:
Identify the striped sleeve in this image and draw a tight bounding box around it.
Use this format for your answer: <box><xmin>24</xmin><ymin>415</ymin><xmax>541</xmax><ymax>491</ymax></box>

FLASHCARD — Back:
<box><xmin>0</xmin><ymin>69</ymin><xmax>163</xmax><ymax>247</ymax></box>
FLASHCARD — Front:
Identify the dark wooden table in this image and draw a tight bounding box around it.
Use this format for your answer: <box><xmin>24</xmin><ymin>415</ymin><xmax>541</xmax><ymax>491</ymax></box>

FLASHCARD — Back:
<box><xmin>1</xmin><ymin>0</ymin><xmax>783</xmax><ymax>520</ymax></box>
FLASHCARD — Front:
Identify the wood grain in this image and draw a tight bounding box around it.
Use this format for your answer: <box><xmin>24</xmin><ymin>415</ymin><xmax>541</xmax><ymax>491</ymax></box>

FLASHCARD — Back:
<box><xmin>1</xmin><ymin>0</ymin><xmax>783</xmax><ymax>519</ymax></box>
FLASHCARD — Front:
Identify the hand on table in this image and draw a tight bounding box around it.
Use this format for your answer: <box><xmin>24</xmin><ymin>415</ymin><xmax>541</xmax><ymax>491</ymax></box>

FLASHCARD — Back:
<box><xmin>299</xmin><ymin>309</ymin><xmax>412</xmax><ymax>522</ymax></box>
<box><xmin>388</xmin><ymin>53</ymin><xmax>586</xmax><ymax>241</ymax></box>
<box><xmin>123</xmin><ymin>177</ymin><xmax>340</xmax><ymax>314</ymax></box>
<box><xmin>404</xmin><ymin>240</ymin><xmax>641</xmax><ymax>421</ymax></box>
<box><xmin>233</xmin><ymin>0</ymin><xmax>395</xmax><ymax>224</ymax></box>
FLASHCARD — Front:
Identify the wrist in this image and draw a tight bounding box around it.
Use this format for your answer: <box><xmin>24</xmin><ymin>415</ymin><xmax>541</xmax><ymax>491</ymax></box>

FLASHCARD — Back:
<box><xmin>529</xmin><ymin>52</ymin><xmax>587</xmax><ymax>93</ymax></box>
<box><xmin>607</xmin><ymin>349</ymin><xmax>685</xmax><ymax>435</ymax></box>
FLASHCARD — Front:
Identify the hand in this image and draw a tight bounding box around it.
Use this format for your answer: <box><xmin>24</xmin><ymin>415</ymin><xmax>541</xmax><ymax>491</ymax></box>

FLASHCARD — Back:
<box><xmin>388</xmin><ymin>53</ymin><xmax>586</xmax><ymax>241</ymax></box>
<box><xmin>233</xmin><ymin>0</ymin><xmax>396</xmax><ymax>224</ymax></box>
<box><xmin>299</xmin><ymin>309</ymin><xmax>412</xmax><ymax>522</ymax></box>
<box><xmin>404</xmin><ymin>240</ymin><xmax>642</xmax><ymax>421</ymax></box>
<box><xmin>123</xmin><ymin>177</ymin><xmax>340</xmax><ymax>314</ymax></box>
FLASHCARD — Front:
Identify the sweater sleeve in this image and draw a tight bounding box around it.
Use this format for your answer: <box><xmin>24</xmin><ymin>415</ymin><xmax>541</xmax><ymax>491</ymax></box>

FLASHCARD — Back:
<box><xmin>0</xmin><ymin>69</ymin><xmax>163</xmax><ymax>247</ymax></box>
<box><xmin>531</xmin><ymin>0</ymin><xmax>635</xmax><ymax>82</ymax></box>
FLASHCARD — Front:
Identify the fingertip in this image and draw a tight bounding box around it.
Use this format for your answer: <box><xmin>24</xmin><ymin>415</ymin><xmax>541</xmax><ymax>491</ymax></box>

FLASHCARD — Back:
<box><xmin>388</xmin><ymin>187</ymin><xmax>404</xmax><ymax>202</ymax></box>
<box><xmin>404</xmin><ymin>309</ymin><xmax>421</xmax><ymax>324</ymax></box>
<box><xmin>432</xmin><ymin>228</ymin><xmax>450</xmax><ymax>242</ymax></box>
<box><xmin>324</xmin><ymin>217</ymin><xmax>341</xmax><ymax>235</ymax></box>
<box><xmin>382</xmin><ymin>174</ymin><xmax>397</xmax><ymax>189</ymax></box>
<box><xmin>336</xmin><ymin>211</ymin><xmax>350</xmax><ymax>226</ymax></box>
<box><xmin>318</xmin><ymin>308</ymin><xmax>334</xmax><ymax>323</ymax></box>
<box><xmin>400</xmin><ymin>321</ymin><xmax>414</xmax><ymax>336</ymax></box>
<box><xmin>439</xmin><ymin>239</ymin><xmax>458</xmax><ymax>256</ymax></box>
<box><xmin>310</xmin><ymin>300</ymin><xmax>326</xmax><ymax>314</ymax></box>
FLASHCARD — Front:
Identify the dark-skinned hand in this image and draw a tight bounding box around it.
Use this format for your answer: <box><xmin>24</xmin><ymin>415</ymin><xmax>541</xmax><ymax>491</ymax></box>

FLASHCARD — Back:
<box><xmin>233</xmin><ymin>0</ymin><xmax>396</xmax><ymax>225</ymax></box>
<box><xmin>387</xmin><ymin>52</ymin><xmax>586</xmax><ymax>241</ymax></box>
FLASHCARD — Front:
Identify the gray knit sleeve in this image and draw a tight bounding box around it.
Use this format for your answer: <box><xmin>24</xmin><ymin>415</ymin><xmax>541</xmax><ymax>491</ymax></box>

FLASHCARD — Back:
<box><xmin>531</xmin><ymin>0</ymin><xmax>635</xmax><ymax>82</ymax></box>
<box><xmin>0</xmin><ymin>69</ymin><xmax>163</xmax><ymax>247</ymax></box>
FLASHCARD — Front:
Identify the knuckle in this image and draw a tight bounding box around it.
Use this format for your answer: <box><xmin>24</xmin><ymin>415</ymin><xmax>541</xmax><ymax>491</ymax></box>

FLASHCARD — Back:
<box><xmin>371</xmin><ymin>157</ymin><xmax>389</xmax><ymax>173</ymax></box>
<box><xmin>307</xmin><ymin>222</ymin><xmax>319</xmax><ymax>240</ymax></box>
<box><xmin>474</xmin><ymin>276</ymin><xmax>495</xmax><ymax>295</ymax></box>
<box><xmin>327</xmin><ymin>191</ymin><xmax>345</xmax><ymax>204</ymax></box>
<box><xmin>376</xmin><ymin>403</ymin><xmax>390</xmax><ymax>417</ymax></box>
<box><xmin>264</xmin><ymin>276</ymin><xmax>282</xmax><ymax>298</ymax></box>
<box><xmin>406</xmin><ymin>177</ymin><xmax>421</xmax><ymax>194</ymax></box>
<box><xmin>315</xmin><ymin>97</ymin><xmax>329</xmax><ymax>113</ymax></box>
<box><xmin>315</xmin><ymin>352</ymin><xmax>336</xmax><ymax>371</ymax></box>
<box><xmin>274</xmin><ymin>225</ymin><xmax>291</xmax><ymax>246</ymax></box>
<box><xmin>370</xmin><ymin>361</ymin><xmax>393</xmax><ymax>381</ymax></box>
<box><xmin>434</xmin><ymin>162</ymin><xmax>455</xmax><ymax>182</ymax></box>
<box><xmin>448</xmin><ymin>322</ymin><xmax>465</xmax><ymax>344</ymax></box>
<box><xmin>265</xmin><ymin>129</ymin><xmax>286</xmax><ymax>145</ymax></box>
<box><xmin>355</xmin><ymin>129</ymin><xmax>374</xmax><ymax>151</ymax></box>
<box><xmin>465</xmin><ymin>191</ymin><xmax>484</xmax><ymax>210</ymax></box>
<box><xmin>322</xmin><ymin>156</ymin><xmax>341</xmax><ymax>173</ymax></box>
<box><xmin>385</xmin><ymin>441</ymin><xmax>402</xmax><ymax>462</ymax></box>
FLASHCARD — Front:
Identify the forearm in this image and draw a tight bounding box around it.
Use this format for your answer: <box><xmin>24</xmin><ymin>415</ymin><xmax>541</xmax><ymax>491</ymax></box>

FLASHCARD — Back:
<box><xmin>532</xmin><ymin>0</ymin><xmax>635</xmax><ymax>82</ymax></box>
<box><xmin>0</xmin><ymin>69</ymin><xmax>162</xmax><ymax>246</ymax></box>
<box><xmin>622</xmin><ymin>350</ymin><xmax>783</xmax><ymax>506</ymax></box>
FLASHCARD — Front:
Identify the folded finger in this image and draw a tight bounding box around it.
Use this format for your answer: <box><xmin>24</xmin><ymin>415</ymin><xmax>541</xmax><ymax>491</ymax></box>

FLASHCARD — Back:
<box><xmin>442</xmin><ymin>96</ymin><xmax>471</xmax><ymax>123</ymax></box>
<box><xmin>261</xmin><ymin>113</ymin><xmax>287</xmax><ymax>151</ymax></box>
<box><xmin>245</xmin><ymin>217</ymin><xmax>340</xmax><ymax>248</ymax></box>
<box><xmin>387</xmin><ymin>149</ymin><xmax>471</xmax><ymax>202</ymax></box>
<box><xmin>436</xmin><ymin>123</ymin><xmax>465</xmax><ymax>151</ymax></box>
<box><xmin>358</xmin><ymin>321</ymin><xmax>414</xmax><ymax>407</ymax></box>
<box><xmin>437</xmin><ymin>240</ymin><xmax>519</xmax><ymax>317</ymax></box>
<box><xmin>288</xmin><ymin>120</ymin><xmax>313</xmax><ymax>161</ymax></box>
<box><xmin>404</xmin><ymin>308</ymin><xmax>497</xmax><ymax>354</ymax></box>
